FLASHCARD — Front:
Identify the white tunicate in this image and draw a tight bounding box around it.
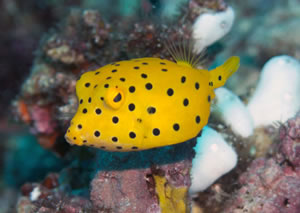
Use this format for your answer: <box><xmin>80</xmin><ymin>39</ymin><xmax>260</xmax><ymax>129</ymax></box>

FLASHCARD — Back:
<box><xmin>247</xmin><ymin>55</ymin><xmax>300</xmax><ymax>127</ymax></box>
<box><xmin>212</xmin><ymin>87</ymin><xmax>254</xmax><ymax>137</ymax></box>
<box><xmin>189</xmin><ymin>126</ymin><xmax>237</xmax><ymax>194</ymax></box>
<box><xmin>30</xmin><ymin>186</ymin><xmax>41</xmax><ymax>201</ymax></box>
<box><xmin>192</xmin><ymin>6</ymin><xmax>235</xmax><ymax>53</ymax></box>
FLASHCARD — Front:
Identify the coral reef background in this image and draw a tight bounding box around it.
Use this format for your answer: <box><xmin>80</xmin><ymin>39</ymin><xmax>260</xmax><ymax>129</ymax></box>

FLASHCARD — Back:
<box><xmin>0</xmin><ymin>0</ymin><xmax>299</xmax><ymax>212</ymax></box>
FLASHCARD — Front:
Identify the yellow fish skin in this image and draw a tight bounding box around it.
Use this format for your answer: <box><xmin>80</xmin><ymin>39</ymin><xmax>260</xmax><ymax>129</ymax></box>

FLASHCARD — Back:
<box><xmin>65</xmin><ymin>56</ymin><xmax>239</xmax><ymax>151</ymax></box>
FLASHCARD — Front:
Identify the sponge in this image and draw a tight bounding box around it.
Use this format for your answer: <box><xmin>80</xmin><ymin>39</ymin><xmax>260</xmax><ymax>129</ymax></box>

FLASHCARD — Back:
<box><xmin>247</xmin><ymin>55</ymin><xmax>300</xmax><ymax>127</ymax></box>
<box><xmin>189</xmin><ymin>126</ymin><xmax>237</xmax><ymax>194</ymax></box>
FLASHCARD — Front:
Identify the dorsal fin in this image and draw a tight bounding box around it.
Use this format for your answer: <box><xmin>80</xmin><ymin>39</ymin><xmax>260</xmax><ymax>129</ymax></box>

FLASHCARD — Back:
<box><xmin>165</xmin><ymin>39</ymin><xmax>205</xmax><ymax>68</ymax></box>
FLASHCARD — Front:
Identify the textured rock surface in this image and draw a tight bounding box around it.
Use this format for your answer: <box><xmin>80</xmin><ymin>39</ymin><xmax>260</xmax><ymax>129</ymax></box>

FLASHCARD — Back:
<box><xmin>17</xmin><ymin>173</ymin><xmax>93</xmax><ymax>212</ymax></box>
<box><xmin>279</xmin><ymin>112</ymin><xmax>300</xmax><ymax>168</ymax></box>
<box><xmin>14</xmin><ymin>139</ymin><xmax>195</xmax><ymax>212</ymax></box>
<box><xmin>90</xmin><ymin>169</ymin><xmax>160</xmax><ymax>212</ymax></box>
<box><xmin>223</xmin><ymin>113</ymin><xmax>300</xmax><ymax>213</ymax></box>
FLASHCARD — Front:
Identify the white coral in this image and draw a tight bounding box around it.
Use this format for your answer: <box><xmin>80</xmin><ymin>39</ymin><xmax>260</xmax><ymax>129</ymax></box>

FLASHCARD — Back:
<box><xmin>247</xmin><ymin>55</ymin><xmax>300</xmax><ymax>127</ymax></box>
<box><xmin>212</xmin><ymin>87</ymin><xmax>254</xmax><ymax>137</ymax></box>
<box><xmin>189</xmin><ymin>126</ymin><xmax>237</xmax><ymax>194</ymax></box>
<box><xmin>192</xmin><ymin>6</ymin><xmax>235</xmax><ymax>53</ymax></box>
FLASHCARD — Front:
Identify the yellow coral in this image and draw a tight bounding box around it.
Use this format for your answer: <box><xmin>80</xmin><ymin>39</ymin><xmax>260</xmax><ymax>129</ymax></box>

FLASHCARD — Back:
<box><xmin>153</xmin><ymin>175</ymin><xmax>190</xmax><ymax>213</ymax></box>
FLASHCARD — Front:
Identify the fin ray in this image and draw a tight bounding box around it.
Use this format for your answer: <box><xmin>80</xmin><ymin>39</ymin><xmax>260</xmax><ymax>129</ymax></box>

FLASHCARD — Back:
<box><xmin>165</xmin><ymin>39</ymin><xmax>206</xmax><ymax>68</ymax></box>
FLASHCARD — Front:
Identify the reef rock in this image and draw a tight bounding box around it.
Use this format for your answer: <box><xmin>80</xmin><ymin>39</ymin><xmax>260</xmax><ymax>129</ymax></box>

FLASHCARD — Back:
<box><xmin>223</xmin><ymin>112</ymin><xmax>300</xmax><ymax>213</ymax></box>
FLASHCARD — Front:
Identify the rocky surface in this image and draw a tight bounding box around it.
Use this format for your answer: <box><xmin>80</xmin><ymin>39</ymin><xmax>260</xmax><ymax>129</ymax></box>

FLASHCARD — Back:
<box><xmin>222</xmin><ymin>113</ymin><xmax>300</xmax><ymax>213</ymax></box>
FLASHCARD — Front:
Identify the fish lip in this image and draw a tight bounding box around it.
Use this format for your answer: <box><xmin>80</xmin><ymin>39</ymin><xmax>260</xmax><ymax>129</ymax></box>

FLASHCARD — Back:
<box><xmin>64</xmin><ymin>133</ymin><xmax>87</xmax><ymax>147</ymax></box>
<box><xmin>64</xmin><ymin>134</ymin><xmax>74</xmax><ymax>145</ymax></box>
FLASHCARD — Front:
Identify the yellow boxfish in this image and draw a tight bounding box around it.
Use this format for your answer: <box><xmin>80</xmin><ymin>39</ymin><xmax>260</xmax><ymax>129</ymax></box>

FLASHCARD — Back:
<box><xmin>65</xmin><ymin>54</ymin><xmax>239</xmax><ymax>151</ymax></box>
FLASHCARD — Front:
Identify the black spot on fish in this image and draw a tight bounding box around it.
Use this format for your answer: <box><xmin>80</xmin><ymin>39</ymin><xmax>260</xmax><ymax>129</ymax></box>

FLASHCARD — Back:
<box><xmin>173</xmin><ymin>123</ymin><xmax>179</xmax><ymax>131</ymax></box>
<box><xmin>129</xmin><ymin>103</ymin><xmax>135</xmax><ymax>111</ymax></box>
<box><xmin>196</xmin><ymin>115</ymin><xmax>200</xmax><ymax>124</ymax></box>
<box><xmin>183</xmin><ymin>98</ymin><xmax>189</xmax><ymax>106</ymax></box>
<box><xmin>147</xmin><ymin>106</ymin><xmax>156</xmax><ymax>114</ymax></box>
<box><xmin>129</xmin><ymin>86</ymin><xmax>135</xmax><ymax>93</ymax></box>
<box><xmin>145</xmin><ymin>83</ymin><xmax>153</xmax><ymax>90</ymax></box>
<box><xmin>112</xmin><ymin>116</ymin><xmax>119</xmax><ymax>124</ymax></box>
<box><xmin>167</xmin><ymin>88</ymin><xmax>174</xmax><ymax>96</ymax></box>
<box><xmin>141</xmin><ymin>73</ymin><xmax>147</xmax><ymax>78</ymax></box>
<box><xmin>95</xmin><ymin>108</ymin><xmax>102</xmax><ymax>115</ymax></box>
<box><xmin>153</xmin><ymin>128</ymin><xmax>160</xmax><ymax>136</ymax></box>
<box><xmin>94</xmin><ymin>131</ymin><xmax>100</xmax><ymax>137</ymax></box>
<box><xmin>129</xmin><ymin>132</ymin><xmax>136</xmax><ymax>139</ymax></box>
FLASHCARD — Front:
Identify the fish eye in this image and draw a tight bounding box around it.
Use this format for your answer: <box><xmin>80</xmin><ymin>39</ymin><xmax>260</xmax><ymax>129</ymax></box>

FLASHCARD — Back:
<box><xmin>113</xmin><ymin>93</ymin><xmax>122</xmax><ymax>102</ymax></box>
<box><xmin>105</xmin><ymin>87</ymin><xmax>125</xmax><ymax>109</ymax></box>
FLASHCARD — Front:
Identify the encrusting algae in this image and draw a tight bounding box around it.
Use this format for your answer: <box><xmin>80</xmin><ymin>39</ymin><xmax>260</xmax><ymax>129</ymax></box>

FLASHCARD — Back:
<box><xmin>153</xmin><ymin>174</ymin><xmax>189</xmax><ymax>213</ymax></box>
<box><xmin>65</xmin><ymin>48</ymin><xmax>240</xmax><ymax>151</ymax></box>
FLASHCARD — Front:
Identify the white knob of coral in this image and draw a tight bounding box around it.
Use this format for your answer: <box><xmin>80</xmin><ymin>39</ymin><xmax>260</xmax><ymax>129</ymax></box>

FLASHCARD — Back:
<box><xmin>189</xmin><ymin>126</ymin><xmax>237</xmax><ymax>194</ymax></box>
<box><xmin>213</xmin><ymin>87</ymin><xmax>254</xmax><ymax>137</ymax></box>
<box><xmin>247</xmin><ymin>55</ymin><xmax>300</xmax><ymax>127</ymax></box>
<box><xmin>192</xmin><ymin>6</ymin><xmax>235</xmax><ymax>54</ymax></box>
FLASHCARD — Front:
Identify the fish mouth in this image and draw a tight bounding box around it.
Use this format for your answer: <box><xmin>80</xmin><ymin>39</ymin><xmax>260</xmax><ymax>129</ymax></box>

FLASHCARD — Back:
<box><xmin>64</xmin><ymin>134</ymin><xmax>74</xmax><ymax>145</ymax></box>
<box><xmin>64</xmin><ymin>129</ymin><xmax>88</xmax><ymax>146</ymax></box>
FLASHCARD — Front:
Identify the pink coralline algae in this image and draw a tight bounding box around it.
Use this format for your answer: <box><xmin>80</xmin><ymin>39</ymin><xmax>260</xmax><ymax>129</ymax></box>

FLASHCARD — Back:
<box><xmin>18</xmin><ymin>173</ymin><xmax>93</xmax><ymax>213</ymax></box>
<box><xmin>279</xmin><ymin>112</ymin><xmax>300</xmax><ymax>169</ymax></box>
<box><xmin>223</xmin><ymin>113</ymin><xmax>300</xmax><ymax>213</ymax></box>
<box><xmin>90</xmin><ymin>169</ymin><xmax>160</xmax><ymax>212</ymax></box>
<box><xmin>30</xmin><ymin>105</ymin><xmax>57</xmax><ymax>135</ymax></box>
<box><xmin>90</xmin><ymin>160</ymin><xmax>192</xmax><ymax>212</ymax></box>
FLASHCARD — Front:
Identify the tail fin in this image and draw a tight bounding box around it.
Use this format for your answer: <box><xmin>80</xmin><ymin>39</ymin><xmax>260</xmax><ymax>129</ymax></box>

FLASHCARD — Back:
<box><xmin>209</xmin><ymin>56</ymin><xmax>240</xmax><ymax>89</ymax></box>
